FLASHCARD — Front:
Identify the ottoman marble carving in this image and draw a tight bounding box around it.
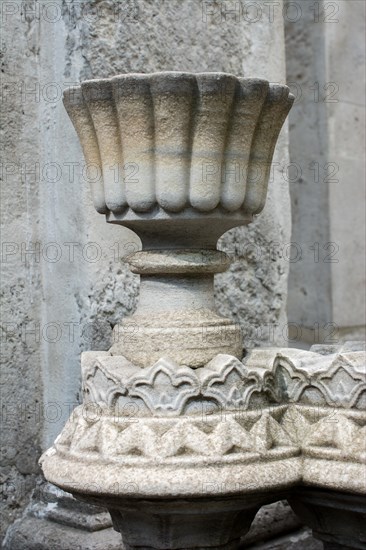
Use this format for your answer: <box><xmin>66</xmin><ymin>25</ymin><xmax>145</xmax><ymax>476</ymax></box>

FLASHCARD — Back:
<box><xmin>40</xmin><ymin>72</ymin><xmax>365</xmax><ymax>550</ymax></box>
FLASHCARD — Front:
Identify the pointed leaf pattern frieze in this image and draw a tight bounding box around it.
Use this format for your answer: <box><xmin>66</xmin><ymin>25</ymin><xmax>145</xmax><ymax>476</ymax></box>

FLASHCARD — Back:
<box><xmin>268</xmin><ymin>348</ymin><xmax>366</xmax><ymax>409</ymax></box>
<box><xmin>80</xmin><ymin>347</ymin><xmax>366</xmax><ymax>416</ymax></box>
<box><xmin>81</xmin><ymin>353</ymin><xmax>273</xmax><ymax>416</ymax></box>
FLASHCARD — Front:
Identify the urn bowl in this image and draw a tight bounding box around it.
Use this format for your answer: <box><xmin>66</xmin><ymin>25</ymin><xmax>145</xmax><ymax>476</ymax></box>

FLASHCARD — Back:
<box><xmin>64</xmin><ymin>72</ymin><xmax>293</xmax><ymax>245</ymax></box>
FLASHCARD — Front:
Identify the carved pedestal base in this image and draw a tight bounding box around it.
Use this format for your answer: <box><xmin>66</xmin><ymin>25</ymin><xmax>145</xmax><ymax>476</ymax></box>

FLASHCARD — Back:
<box><xmin>82</xmin><ymin>495</ymin><xmax>276</xmax><ymax>550</ymax></box>
<box><xmin>41</xmin><ymin>345</ymin><xmax>366</xmax><ymax>550</ymax></box>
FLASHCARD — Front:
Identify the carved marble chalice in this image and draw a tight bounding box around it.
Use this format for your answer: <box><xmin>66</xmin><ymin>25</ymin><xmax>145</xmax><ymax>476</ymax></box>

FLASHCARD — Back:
<box><xmin>41</xmin><ymin>73</ymin><xmax>298</xmax><ymax>549</ymax></box>
<box><xmin>61</xmin><ymin>72</ymin><xmax>293</xmax><ymax>368</ymax></box>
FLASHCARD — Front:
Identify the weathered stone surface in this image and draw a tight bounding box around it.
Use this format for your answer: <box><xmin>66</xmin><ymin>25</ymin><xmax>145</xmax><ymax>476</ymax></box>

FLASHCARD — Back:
<box><xmin>242</xmin><ymin>528</ymin><xmax>322</xmax><ymax>549</ymax></box>
<box><xmin>242</xmin><ymin>501</ymin><xmax>301</xmax><ymax>546</ymax></box>
<box><xmin>2</xmin><ymin>481</ymin><xmax>122</xmax><ymax>549</ymax></box>
<box><xmin>3</xmin><ymin>517</ymin><xmax>121</xmax><ymax>550</ymax></box>
<box><xmin>0</xmin><ymin>12</ymin><xmax>43</xmax><ymax>541</ymax></box>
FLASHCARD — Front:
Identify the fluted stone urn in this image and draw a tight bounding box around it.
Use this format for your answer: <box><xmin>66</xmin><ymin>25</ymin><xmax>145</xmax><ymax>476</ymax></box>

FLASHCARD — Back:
<box><xmin>40</xmin><ymin>72</ymin><xmax>366</xmax><ymax>550</ymax></box>
<box><xmin>62</xmin><ymin>72</ymin><xmax>294</xmax><ymax>368</ymax></box>
<box><xmin>39</xmin><ymin>71</ymin><xmax>343</xmax><ymax>550</ymax></box>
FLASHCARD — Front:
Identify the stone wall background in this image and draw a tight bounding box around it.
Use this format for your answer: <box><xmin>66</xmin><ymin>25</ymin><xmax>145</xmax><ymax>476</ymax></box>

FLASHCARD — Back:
<box><xmin>1</xmin><ymin>0</ymin><xmax>364</xmax><ymax>546</ymax></box>
<box><xmin>286</xmin><ymin>0</ymin><xmax>366</xmax><ymax>347</ymax></box>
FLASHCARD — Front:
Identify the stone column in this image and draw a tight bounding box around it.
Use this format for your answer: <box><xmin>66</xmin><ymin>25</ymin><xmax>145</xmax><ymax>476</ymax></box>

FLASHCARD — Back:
<box><xmin>285</xmin><ymin>0</ymin><xmax>366</xmax><ymax>346</ymax></box>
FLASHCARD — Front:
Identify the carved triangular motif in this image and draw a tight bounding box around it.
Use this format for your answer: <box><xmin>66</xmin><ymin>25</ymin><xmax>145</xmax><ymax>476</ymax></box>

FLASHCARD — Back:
<box><xmin>281</xmin><ymin>407</ymin><xmax>311</xmax><ymax>445</ymax></box>
<box><xmin>305</xmin><ymin>418</ymin><xmax>338</xmax><ymax>448</ymax></box>
<box><xmin>250</xmin><ymin>414</ymin><xmax>273</xmax><ymax>452</ymax></box>
<box><xmin>226</xmin><ymin>418</ymin><xmax>254</xmax><ymax>451</ymax></box>
<box><xmin>72</xmin><ymin>421</ymin><xmax>101</xmax><ymax>453</ymax></box>
<box><xmin>267</xmin><ymin>414</ymin><xmax>295</xmax><ymax>447</ymax></box>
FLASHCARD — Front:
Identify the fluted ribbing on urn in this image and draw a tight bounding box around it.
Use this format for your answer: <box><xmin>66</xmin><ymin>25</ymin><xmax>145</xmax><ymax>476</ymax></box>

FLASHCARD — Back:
<box><xmin>63</xmin><ymin>72</ymin><xmax>294</xmax><ymax>217</ymax></box>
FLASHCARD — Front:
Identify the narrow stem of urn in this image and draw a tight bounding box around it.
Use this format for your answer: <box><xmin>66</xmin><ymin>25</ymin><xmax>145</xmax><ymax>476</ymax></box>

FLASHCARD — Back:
<box><xmin>137</xmin><ymin>276</ymin><xmax>216</xmax><ymax>313</ymax></box>
<box><xmin>110</xmin><ymin>248</ymin><xmax>243</xmax><ymax>367</ymax></box>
